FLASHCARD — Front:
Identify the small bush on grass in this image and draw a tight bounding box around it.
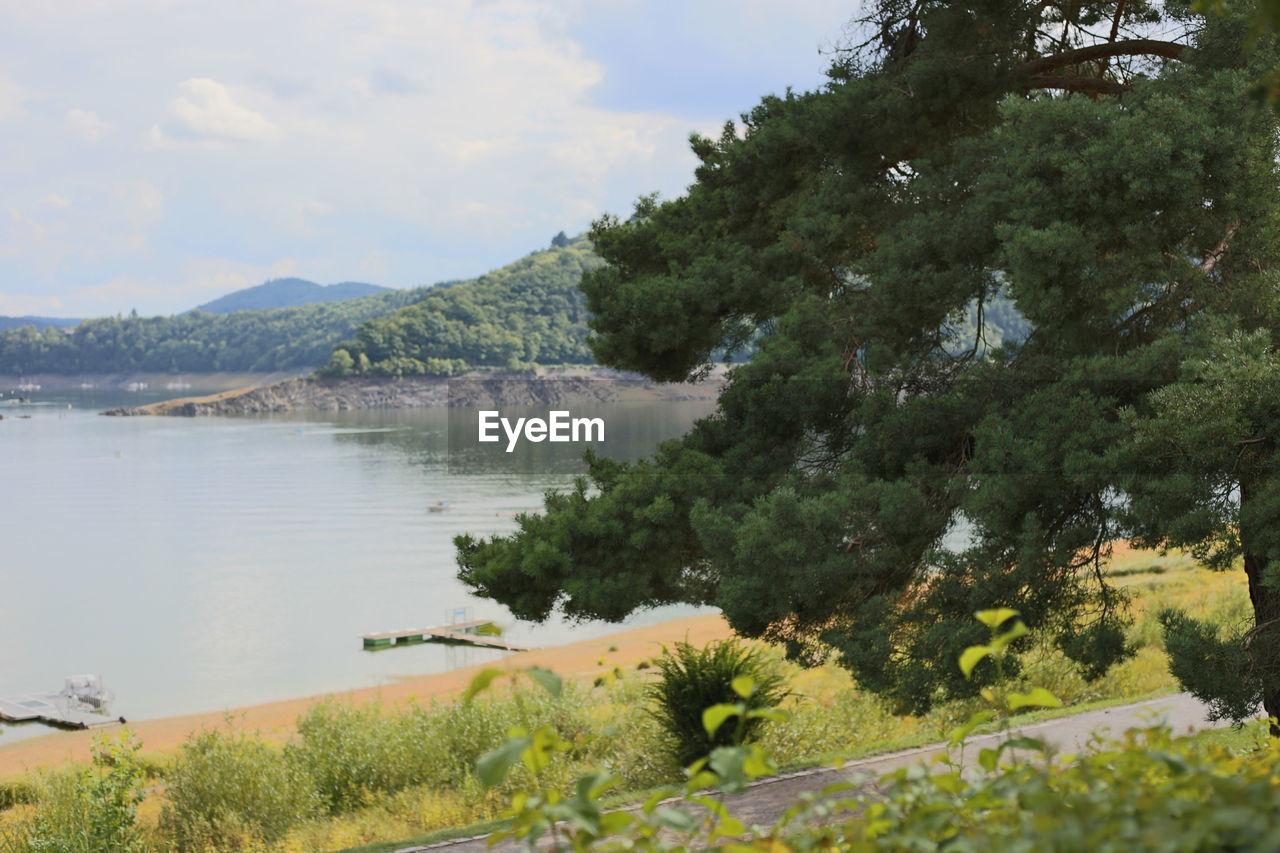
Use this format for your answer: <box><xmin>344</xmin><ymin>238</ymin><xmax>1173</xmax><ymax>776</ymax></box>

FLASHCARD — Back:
<box><xmin>160</xmin><ymin>725</ymin><xmax>317</xmax><ymax>852</ymax></box>
<box><xmin>1</xmin><ymin>732</ymin><xmax>147</xmax><ymax>853</ymax></box>
<box><xmin>648</xmin><ymin>638</ymin><xmax>786</xmax><ymax>766</ymax></box>
<box><xmin>286</xmin><ymin>701</ymin><xmax>422</xmax><ymax>815</ymax></box>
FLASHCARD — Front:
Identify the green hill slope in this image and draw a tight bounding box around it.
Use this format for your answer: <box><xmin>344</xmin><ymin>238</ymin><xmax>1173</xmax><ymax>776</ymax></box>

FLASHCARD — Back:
<box><xmin>0</xmin><ymin>288</ymin><xmax>428</xmax><ymax>375</ymax></box>
<box><xmin>326</xmin><ymin>235</ymin><xmax>601</xmax><ymax>376</ymax></box>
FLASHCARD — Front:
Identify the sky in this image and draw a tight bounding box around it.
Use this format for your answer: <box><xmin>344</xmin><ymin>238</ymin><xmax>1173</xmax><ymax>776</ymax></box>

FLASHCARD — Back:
<box><xmin>0</xmin><ymin>0</ymin><xmax>853</xmax><ymax>319</ymax></box>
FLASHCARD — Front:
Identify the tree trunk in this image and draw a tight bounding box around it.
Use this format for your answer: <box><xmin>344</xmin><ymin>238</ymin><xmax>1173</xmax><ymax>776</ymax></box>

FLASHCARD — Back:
<box><xmin>1243</xmin><ymin>550</ymin><xmax>1280</xmax><ymax>737</ymax></box>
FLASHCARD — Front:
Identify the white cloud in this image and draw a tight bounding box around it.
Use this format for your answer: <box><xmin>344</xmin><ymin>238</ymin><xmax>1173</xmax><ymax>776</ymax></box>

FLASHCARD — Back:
<box><xmin>0</xmin><ymin>0</ymin><xmax>848</xmax><ymax>316</ymax></box>
<box><xmin>167</xmin><ymin>78</ymin><xmax>282</xmax><ymax>143</ymax></box>
<box><xmin>66</xmin><ymin>108</ymin><xmax>114</xmax><ymax>142</ymax></box>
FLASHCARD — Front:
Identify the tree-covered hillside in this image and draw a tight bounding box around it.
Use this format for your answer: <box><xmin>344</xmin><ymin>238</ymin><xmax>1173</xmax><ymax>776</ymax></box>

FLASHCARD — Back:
<box><xmin>195</xmin><ymin>278</ymin><xmax>390</xmax><ymax>314</ymax></box>
<box><xmin>0</xmin><ymin>236</ymin><xmax>601</xmax><ymax>376</ymax></box>
<box><xmin>0</xmin><ymin>288</ymin><xmax>428</xmax><ymax>375</ymax></box>
<box><xmin>326</xmin><ymin>235</ymin><xmax>602</xmax><ymax>376</ymax></box>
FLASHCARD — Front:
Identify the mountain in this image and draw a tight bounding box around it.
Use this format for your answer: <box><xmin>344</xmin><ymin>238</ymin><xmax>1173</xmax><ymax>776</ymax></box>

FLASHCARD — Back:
<box><xmin>195</xmin><ymin>278</ymin><xmax>391</xmax><ymax>314</ymax></box>
<box><xmin>0</xmin><ymin>316</ymin><xmax>82</xmax><ymax>332</ymax></box>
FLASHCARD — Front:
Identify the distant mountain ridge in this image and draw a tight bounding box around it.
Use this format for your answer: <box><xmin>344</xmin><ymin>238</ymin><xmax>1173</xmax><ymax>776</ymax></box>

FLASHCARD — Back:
<box><xmin>195</xmin><ymin>278</ymin><xmax>391</xmax><ymax>314</ymax></box>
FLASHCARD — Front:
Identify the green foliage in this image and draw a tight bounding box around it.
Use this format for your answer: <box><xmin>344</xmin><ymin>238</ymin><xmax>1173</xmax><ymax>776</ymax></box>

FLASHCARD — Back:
<box><xmin>0</xmin><ymin>236</ymin><xmax>599</xmax><ymax>376</ymax></box>
<box><xmin>457</xmin><ymin>1</ymin><xmax>1280</xmax><ymax>722</ymax></box>
<box><xmin>1</xmin><ymin>731</ymin><xmax>147</xmax><ymax>853</ymax></box>
<box><xmin>159</xmin><ymin>725</ymin><xmax>318</xmax><ymax>852</ymax></box>
<box><xmin>332</xmin><ymin>235</ymin><xmax>601</xmax><ymax>376</ymax></box>
<box><xmin>646</xmin><ymin>639</ymin><xmax>785</xmax><ymax>766</ymax></box>
<box><xmin>0</xmin><ymin>287</ymin><xmax>426</xmax><ymax>375</ymax></box>
<box><xmin>818</xmin><ymin>726</ymin><xmax>1280</xmax><ymax>852</ymax></box>
<box><xmin>287</xmin><ymin>701</ymin><xmax>417</xmax><ymax>814</ymax></box>
<box><xmin>1160</xmin><ymin>607</ymin><xmax>1264</xmax><ymax>724</ymax></box>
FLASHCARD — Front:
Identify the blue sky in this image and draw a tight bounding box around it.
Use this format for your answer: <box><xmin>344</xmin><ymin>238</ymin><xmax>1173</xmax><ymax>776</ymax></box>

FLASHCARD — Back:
<box><xmin>0</xmin><ymin>1</ymin><xmax>852</xmax><ymax>318</ymax></box>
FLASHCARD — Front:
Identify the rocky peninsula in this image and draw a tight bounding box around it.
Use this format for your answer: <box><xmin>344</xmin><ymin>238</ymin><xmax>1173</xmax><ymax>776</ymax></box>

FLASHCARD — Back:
<box><xmin>101</xmin><ymin>367</ymin><xmax>726</xmax><ymax>416</ymax></box>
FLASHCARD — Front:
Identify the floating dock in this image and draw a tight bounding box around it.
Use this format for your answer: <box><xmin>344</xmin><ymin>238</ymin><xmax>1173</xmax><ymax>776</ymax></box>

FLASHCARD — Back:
<box><xmin>0</xmin><ymin>692</ymin><xmax>123</xmax><ymax>730</ymax></box>
<box><xmin>360</xmin><ymin>619</ymin><xmax>534</xmax><ymax>652</ymax></box>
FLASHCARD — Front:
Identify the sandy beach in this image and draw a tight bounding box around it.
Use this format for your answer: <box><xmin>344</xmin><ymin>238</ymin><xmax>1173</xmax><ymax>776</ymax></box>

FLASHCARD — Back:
<box><xmin>0</xmin><ymin>613</ymin><xmax>731</xmax><ymax>779</ymax></box>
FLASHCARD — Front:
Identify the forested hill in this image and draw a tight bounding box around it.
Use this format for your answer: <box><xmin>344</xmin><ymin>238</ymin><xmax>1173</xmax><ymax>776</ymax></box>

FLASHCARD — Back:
<box><xmin>0</xmin><ymin>236</ymin><xmax>600</xmax><ymax>376</ymax></box>
<box><xmin>195</xmin><ymin>278</ymin><xmax>390</xmax><ymax>314</ymax></box>
<box><xmin>325</xmin><ymin>235</ymin><xmax>602</xmax><ymax>376</ymax></box>
<box><xmin>0</xmin><ymin>287</ymin><xmax>429</xmax><ymax>375</ymax></box>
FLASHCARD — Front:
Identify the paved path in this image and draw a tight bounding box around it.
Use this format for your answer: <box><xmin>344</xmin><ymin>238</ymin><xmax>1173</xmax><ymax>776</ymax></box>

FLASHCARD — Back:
<box><xmin>394</xmin><ymin>693</ymin><xmax>1225</xmax><ymax>852</ymax></box>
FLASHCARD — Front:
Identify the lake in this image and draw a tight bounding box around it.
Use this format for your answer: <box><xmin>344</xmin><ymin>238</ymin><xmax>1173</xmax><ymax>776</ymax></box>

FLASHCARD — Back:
<box><xmin>0</xmin><ymin>384</ymin><xmax>716</xmax><ymax>742</ymax></box>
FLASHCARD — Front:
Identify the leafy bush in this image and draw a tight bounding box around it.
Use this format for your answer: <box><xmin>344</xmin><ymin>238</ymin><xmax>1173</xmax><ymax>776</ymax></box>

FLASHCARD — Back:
<box><xmin>159</xmin><ymin>726</ymin><xmax>317</xmax><ymax>852</ymax></box>
<box><xmin>1</xmin><ymin>732</ymin><xmax>147</xmax><ymax>853</ymax></box>
<box><xmin>648</xmin><ymin>639</ymin><xmax>785</xmax><ymax>766</ymax></box>
<box><xmin>286</xmin><ymin>701</ymin><xmax>419</xmax><ymax>814</ymax></box>
<box><xmin>816</xmin><ymin>727</ymin><xmax>1280</xmax><ymax>852</ymax></box>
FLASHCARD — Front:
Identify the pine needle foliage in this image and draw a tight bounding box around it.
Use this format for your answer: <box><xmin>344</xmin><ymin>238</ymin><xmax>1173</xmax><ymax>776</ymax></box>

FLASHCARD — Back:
<box><xmin>647</xmin><ymin>639</ymin><xmax>785</xmax><ymax>766</ymax></box>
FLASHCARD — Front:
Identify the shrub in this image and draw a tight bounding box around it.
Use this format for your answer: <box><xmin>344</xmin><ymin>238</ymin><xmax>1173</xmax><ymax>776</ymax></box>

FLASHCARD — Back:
<box><xmin>648</xmin><ymin>639</ymin><xmax>786</xmax><ymax>766</ymax></box>
<box><xmin>1</xmin><ymin>732</ymin><xmax>147</xmax><ymax>853</ymax></box>
<box><xmin>813</xmin><ymin>727</ymin><xmax>1280</xmax><ymax>851</ymax></box>
<box><xmin>286</xmin><ymin>701</ymin><xmax>418</xmax><ymax>814</ymax></box>
<box><xmin>159</xmin><ymin>726</ymin><xmax>317</xmax><ymax>852</ymax></box>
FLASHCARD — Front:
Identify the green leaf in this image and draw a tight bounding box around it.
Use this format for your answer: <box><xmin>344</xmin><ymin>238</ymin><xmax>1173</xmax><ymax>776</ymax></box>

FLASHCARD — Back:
<box><xmin>975</xmin><ymin>608</ymin><xmax>1020</xmax><ymax>629</ymax></box>
<box><xmin>525</xmin><ymin>666</ymin><xmax>562</xmax><ymax>698</ymax></box>
<box><xmin>978</xmin><ymin>747</ymin><xmax>999</xmax><ymax>772</ymax></box>
<box><xmin>1001</xmin><ymin>735</ymin><xmax>1050</xmax><ymax>754</ymax></box>
<box><xmin>1006</xmin><ymin>687</ymin><xmax>1062</xmax><ymax>710</ymax></box>
<box><xmin>745</xmin><ymin>707</ymin><xmax>789</xmax><ymax>724</ymax></box>
<box><xmin>710</xmin><ymin>815</ymin><xmax>747</xmax><ymax>839</ymax></box>
<box><xmin>959</xmin><ymin>645</ymin><xmax>992</xmax><ymax>678</ymax></box>
<box><xmin>653</xmin><ymin>807</ymin><xmax>699</xmax><ymax>832</ymax></box>
<box><xmin>989</xmin><ymin>619</ymin><xmax>1029</xmax><ymax>653</ymax></box>
<box><xmin>463</xmin><ymin>668</ymin><xmax>504</xmax><ymax>703</ymax></box>
<box><xmin>475</xmin><ymin>735</ymin><xmax>531</xmax><ymax>787</ymax></box>
<box><xmin>948</xmin><ymin>710</ymin><xmax>994</xmax><ymax>745</ymax></box>
<box><xmin>731</xmin><ymin>675</ymin><xmax>755</xmax><ymax>699</ymax></box>
<box><xmin>702</xmin><ymin>702</ymin><xmax>743</xmax><ymax>738</ymax></box>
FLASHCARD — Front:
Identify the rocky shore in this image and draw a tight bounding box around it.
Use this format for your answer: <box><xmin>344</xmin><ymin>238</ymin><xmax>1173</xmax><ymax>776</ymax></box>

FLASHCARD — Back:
<box><xmin>101</xmin><ymin>368</ymin><xmax>726</xmax><ymax>416</ymax></box>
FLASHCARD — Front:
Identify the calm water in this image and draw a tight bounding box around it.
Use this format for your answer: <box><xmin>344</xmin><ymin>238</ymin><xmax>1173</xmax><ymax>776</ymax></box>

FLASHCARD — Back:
<box><xmin>0</xmin><ymin>387</ymin><xmax>715</xmax><ymax>741</ymax></box>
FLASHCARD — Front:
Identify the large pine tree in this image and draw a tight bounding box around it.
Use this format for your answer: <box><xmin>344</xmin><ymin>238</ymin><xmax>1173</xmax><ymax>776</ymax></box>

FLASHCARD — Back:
<box><xmin>458</xmin><ymin>1</ymin><xmax>1280</xmax><ymax>726</ymax></box>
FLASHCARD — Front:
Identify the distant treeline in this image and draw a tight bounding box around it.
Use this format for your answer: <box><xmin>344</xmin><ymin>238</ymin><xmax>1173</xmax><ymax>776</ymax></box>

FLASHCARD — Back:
<box><xmin>324</xmin><ymin>236</ymin><xmax>601</xmax><ymax>376</ymax></box>
<box><xmin>0</xmin><ymin>288</ymin><xmax>427</xmax><ymax>375</ymax></box>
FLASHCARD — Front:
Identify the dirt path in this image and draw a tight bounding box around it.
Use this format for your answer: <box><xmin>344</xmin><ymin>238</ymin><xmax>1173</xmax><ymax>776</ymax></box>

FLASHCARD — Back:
<box><xmin>394</xmin><ymin>693</ymin><xmax>1223</xmax><ymax>852</ymax></box>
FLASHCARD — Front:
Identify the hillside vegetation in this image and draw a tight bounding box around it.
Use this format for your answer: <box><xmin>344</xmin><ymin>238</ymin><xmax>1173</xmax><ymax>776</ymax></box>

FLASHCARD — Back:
<box><xmin>0</xmin><ymin>288</ymin><xmax>428</xmax><ymax>375</ymax></box>
<box><xmin>0</xmin><ymin>238</ymin><xmax>595</xmax><ymax>376</ymax></box>
<box><xmin>325</xmin><ymin>235</ymin><xmax>601</xmax><ymax>376</ymax></box>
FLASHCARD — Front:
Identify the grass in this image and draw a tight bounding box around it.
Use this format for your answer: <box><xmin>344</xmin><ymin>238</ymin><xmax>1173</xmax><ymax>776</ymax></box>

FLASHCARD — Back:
<box><xmin>315</xmin><ymin>548</ymin><xmax>1251</xmax><ymax>853</ymax></box>
<box><xmin>0</xmin><ymin>545</ymin><xmax>1256</xmax><ymax>853</ymax></box>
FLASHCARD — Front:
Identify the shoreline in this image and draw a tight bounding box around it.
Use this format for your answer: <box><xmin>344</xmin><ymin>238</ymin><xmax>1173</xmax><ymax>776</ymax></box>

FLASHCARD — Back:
<box><xmin>0</xmin><ymin>612</ymin><xmax>730</xmax><ymax>778</ymax></box>
<box><xmin>100</xmin><ymin>366</ymin><xmax>728</xmax><ymax>416</ymax></box>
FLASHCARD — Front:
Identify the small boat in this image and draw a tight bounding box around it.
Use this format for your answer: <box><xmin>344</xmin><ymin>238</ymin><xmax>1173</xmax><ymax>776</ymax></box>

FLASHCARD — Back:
<box><xmin>428</xmin><ymin>502</ymin><xmax>453</xmax><ymax>512</ymax></box>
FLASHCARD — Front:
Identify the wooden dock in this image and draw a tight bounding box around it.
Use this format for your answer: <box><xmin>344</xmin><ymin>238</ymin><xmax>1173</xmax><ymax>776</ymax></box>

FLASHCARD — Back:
<box><xmin>0</xmin><ymin>692</ymin><xmax>123</xmax><ymax>730</ymax></box>
<box><xmin>360</xmin><ymin>619</ymin><xmax>534</xmax><ymax>652</ymax></box>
